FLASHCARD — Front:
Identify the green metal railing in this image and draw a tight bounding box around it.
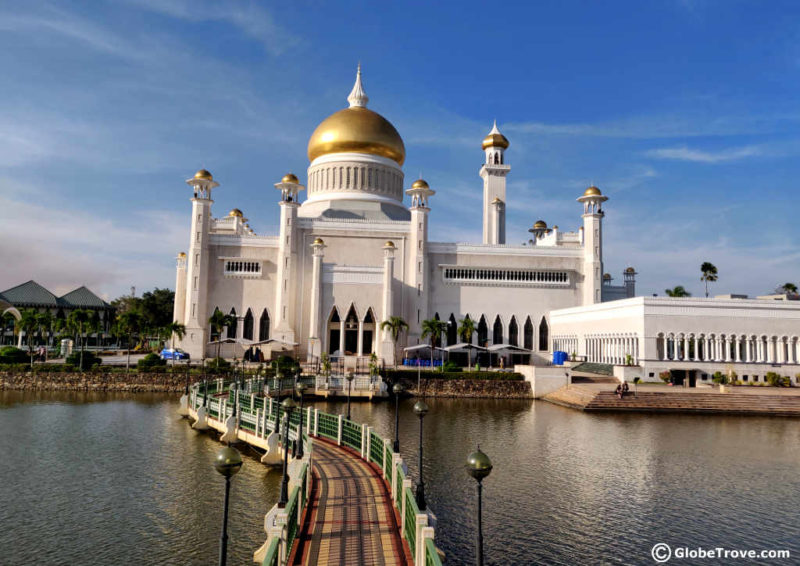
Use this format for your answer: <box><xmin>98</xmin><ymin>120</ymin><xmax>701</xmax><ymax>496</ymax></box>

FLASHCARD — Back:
<box><xmin>404</xmin><ymin>488</ymin><xmax>419</xmax><ymax>551</ymax></box>
<box><xmin>425</xmin><ymin>538</ymin><xmax>442</xmax><ymax>566</ymax></box>
<box><xmin>261</xmin><ymin>537</ymin><xmax>280</xmax><ymax>566</ymax></box>
<box><xmin>317</xmin><ymin>412</ymin><xmax>338</xmax><ymax>441</ymax></box>
<box><xmin>369</xmin><ymin>430</ymin><xmax>383</xmax><ymax>465</ymax></box>
<box><xmin>341</xmin><ymin>420</ymin><xmax>362</xmax><ymax>451</ymax></box>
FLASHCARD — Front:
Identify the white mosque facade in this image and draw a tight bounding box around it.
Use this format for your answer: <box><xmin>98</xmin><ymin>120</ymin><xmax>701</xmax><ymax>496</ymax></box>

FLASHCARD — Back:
<box><xmin>172</xmin><ymin>68</ymin><xmax>635</xmax><ymax>365</ymax></box>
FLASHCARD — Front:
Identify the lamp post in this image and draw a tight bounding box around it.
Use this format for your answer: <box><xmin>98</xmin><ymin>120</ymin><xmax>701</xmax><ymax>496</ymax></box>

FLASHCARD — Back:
<box><xmin>295</xmin><ymin>382</ymin><xmax>307</xmax><ymax>458</ymax></box>
<box><xmin>466</xmin><ymin>447</ymin><xmax>493</xmax><ymax>566</ymax></box>
<box><xmin>278</xmin><ymin>397</ymin><xmax>297</xmax><ymax>508</ymax></box>
<box><xmin>392</xmin><ymin>383</ymin><xmax>404</xmax><ymax>452</ymax></box>
<box><xmin>214</xmin><ymin>445</ymin><xmax>243</xmax><ymax>566</ymax></box>
<box><xmin>345</xmin><ymin>372</ymin><xmax>354</xmax><ymax>420</ymax></box>
<box><xmin>413</xmin><ymin>400</ymin><xmax>429</xmax><ymax>510</ymax></box>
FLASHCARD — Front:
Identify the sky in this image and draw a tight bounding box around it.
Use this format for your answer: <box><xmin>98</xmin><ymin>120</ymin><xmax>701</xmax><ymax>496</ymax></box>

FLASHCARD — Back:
<box><xmin>1</xmin><ymin>0</ymin><xmax>799</xmax><ymax>300</ymax></box>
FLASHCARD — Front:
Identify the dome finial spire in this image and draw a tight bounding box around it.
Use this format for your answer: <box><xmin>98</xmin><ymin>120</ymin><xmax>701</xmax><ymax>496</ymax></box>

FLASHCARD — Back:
<box><xmin>489</xmin><ymin>119</ymin><xmax>500</xmax><ymax>135</ymax></box>
<box><xmin>347</xmin><ymin>63</ymin><xmax>369</xmax><ymax>108</ymax></box>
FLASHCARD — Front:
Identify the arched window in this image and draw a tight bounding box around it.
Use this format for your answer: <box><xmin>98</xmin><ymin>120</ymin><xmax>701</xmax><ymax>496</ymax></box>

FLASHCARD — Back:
<box><xmin>447</xmin><ymin>314</ymin><xmax>457</xmax><ymax>345</ymax></box>
<box><xmin>226</xmin><ymin>308</ymin><xmax>237</xmax><ymax>339</ymax></box>
<box><xmin>538</xmin><ymin>317</ymin><xmax>549</xmax><ymax>351</ymax></box>
<box><xmin>259</xmin><ymin>309</ymin><xmax>270</xmax><ymax>341</ymax></box>
<box><xmin>509</xmin><ymin>316</ymin><xmax>519</xmax><ymax>347</ymax></box>
<box><xmin>243</xmin><ymin>309</ymin><xmax>254</xmax><ymax>340</ymax></box>
<box><xmin>477</xmin><ymin>315</ymin><xmax>488</xmax><ymax>347</ymax></box>
<box><xmin>524</xmin><ymin>316</ymin><xmax>534</xmax><ymax>350</ymax></box>
<box><xmin>492</xmin><ymin>316</ymin><xmax>503</xmax><ymax>344</ymax></box>
<box><xmin>210</xmin><ymin>307</ymin><xmax>222</xmax><ymax>340</ymax></box>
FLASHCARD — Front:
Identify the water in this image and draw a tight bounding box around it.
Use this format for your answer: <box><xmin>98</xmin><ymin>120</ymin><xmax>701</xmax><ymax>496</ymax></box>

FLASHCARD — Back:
<box><xmin>1</xmin><ymin>392</ymin><xmax>799</xmax><ymax>565</ymax></box>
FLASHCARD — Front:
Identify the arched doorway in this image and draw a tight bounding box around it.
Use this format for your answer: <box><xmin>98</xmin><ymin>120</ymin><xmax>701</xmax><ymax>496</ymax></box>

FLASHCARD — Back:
<box><xmin>523</xmin><ymin>316</ymin><xmax>534</xmax><ymax>350</ymax></box>
<box><xmin>477</xmin><ymin>315</ymin><xmax>488</xmax><ymax>346</ymax></box>
<box><xmin>447</xmin><ymin>313</ymin><xmax>457</xmax><ymax>345</ymax></box>
<box><xmin>362</xmin><ymin>308</ymin><xmax>376</xmax><ymax>355</ymax></box>
<box><xmin>226</xmin><ymin>308</ymin><xmax>237</xmax><ymax>339</ymax></box>
<box><xmin>343</xmin><ymin>305</ymin><xmax>359</xmax><ymax>355</ymax></box>
<box><xmin>492</xmin><ymin>316</ymin><xmax>503</xmax><ymax>344</ymax></box>
<box><xmin>327</xmin><ymin>308</ymin><xmax>340</xmax><ymax>355</ymax></box>
<box><xmin>538</xmin><ymin>317</ymin><xmax>549</xmax><ymax>351</ymax></box>
<box><xmin>508</xmin><ymin>316</ymin><xmax>519</xmax><ymax>347</ymax></box>
<box><xmin>243</xmin><ymin>309</ymin><xmax>254</xmax><ymax>340</ymax></box>
<box><xmin>259</xmin><ymin>309</ymin><xmax>270</xmax><ymax>341</ymax></box>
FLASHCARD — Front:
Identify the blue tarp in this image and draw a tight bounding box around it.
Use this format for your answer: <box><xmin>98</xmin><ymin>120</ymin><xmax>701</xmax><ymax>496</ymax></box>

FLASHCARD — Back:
<box><xmin>552</xmin><ymin>351</ymin><xmax>568</xmax><ymax>366</ymax></box>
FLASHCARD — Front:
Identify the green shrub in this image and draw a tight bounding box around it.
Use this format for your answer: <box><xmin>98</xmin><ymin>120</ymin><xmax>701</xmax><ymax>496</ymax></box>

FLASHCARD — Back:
<box><xmin>208</xmin><ymin>357</ymin><xmax>231</xmax><ymax>371</ymax></box>
<box><xmin>137</xmin><ymin>353</ymin><xmax>167</xmax><ymax>371</ymax></box>
<box><xmin>0</xmin><ymin>346</ymin><xmax>29</xmax><ymax>364</ymax></box>
<box><xmin>765</xmin><ymin>372</ymin><xmax>790</xmax><ymax>387</ymax></box>
<box><xmin>65</xmin><ymin>351</ymin><xmax>102</xmax><ymax>370</ymax></box>
<box><xmin>441</xmin><ymin>360</ymin><xmax>461</xmax><ymax>372</ymax></box>
<box><xmin>659</xmin><ymin>371</ymin><xmax>671</xmax><ymax>383</ymax></box>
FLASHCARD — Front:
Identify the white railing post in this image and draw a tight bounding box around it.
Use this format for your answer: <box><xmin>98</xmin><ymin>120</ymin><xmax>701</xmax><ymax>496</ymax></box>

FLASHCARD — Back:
<box><xmin>337</xmin><ymin>414</ymin><xmax>343</xmax><ymax>446</ymax></box>
<box><xmin>382</xmin><ymin>438</ymin><xmax>389</xmax><ymax>478</ymax></box>
<box><xmin>400</xmin><ymin>478</ymin><xmax>413</xmax><ymax>538</ymax></box>
<box><xmin>391</xmin><ymin>453</ymin><xmax>401</xmax><ymax>497</ymax></box>
<box><xmin>362</xmin><ymin>425</ymin><xmax>370</xmax><ymax>459</ymax></box>
<box><xmin>313</xmin><ymin>409</ymin><xmax>319</xmax><ymax>437</ymax></box>
<box><xmin>421</xmin><ymin>526</ymin><xmax>435</xmax><ymax>565</ymax></box>
<box><xmin>255</xmin><ymin>408</ymin><xmax>261</xmax><ymax>437</ymax></box>
<box><xmin>415</xmin><ymin>513</ymin><xmax>429</xmax><ymax>565</ymax></box>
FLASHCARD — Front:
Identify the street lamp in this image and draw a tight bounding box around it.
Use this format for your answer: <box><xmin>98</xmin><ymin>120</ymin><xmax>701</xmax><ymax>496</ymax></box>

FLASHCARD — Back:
<box><xmin>413</xmin><ymin>400</ymin><xmax>429</xmax><ymax>510</ymax></box>
<box><xmin>345</xmin><ymin>372</ymin><xmax>354</xmax><ymax>420</ymax></box>
<box><xmin>295</xmin><ymin>382</ymin><xmax>307</xmax><ymax>459</ymax></box>
<box><xmin>392</xmin><ymin>383</ymin><xmax>404</xmax><ymax>452</ymax></box>
<box><xmin>466</xmin><ymin>447</ymin><xmax>493</xmax><ymax>566</ymax></box>
<box><xmin>214</xmin><ymin>445</ymin><xmax>243</xmax><ymax>566</ymax></box>
<box><xmin>278</xmin><ymin>397</ymin><xmax>297</xmax><ymax>508</ymax></box>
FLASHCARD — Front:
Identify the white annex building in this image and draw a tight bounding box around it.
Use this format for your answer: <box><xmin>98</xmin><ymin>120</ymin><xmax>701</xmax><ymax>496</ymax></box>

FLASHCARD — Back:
<box><xmin>172</xmin><ymin>67</ymin><xmax>635</xmax><ymax>365</ymax></box>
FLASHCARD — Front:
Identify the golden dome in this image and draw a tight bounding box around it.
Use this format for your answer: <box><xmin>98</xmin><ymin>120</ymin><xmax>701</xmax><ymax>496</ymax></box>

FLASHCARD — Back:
<box><xmin>625</xmin><ymin>267</ymin><xmax>636</xmax><ymax>273</ymax></box>
<box><xmin>533</xmin><ymin>220</ymin><xmax>547</xmax><ymax>230</ymax></box>
<box><xmin>312</xmin><ymin>237</ymin><xmax>324</xmax><ymax>245</ymax></box>
<box><xmin>228</xmin><ymin>208</ymin><xmax>243</xmax><ymax>218</ymax></box>
<box><xmin>491</xmin><ymin>197</ymin><xmax>502</xmax><ymax>204</ymax></box>
<box><xmin>384</xmin><ymin>240</ymin><xmax>396</xmax><ymax>248</ymax></box>
<box><xmin>411</xmin><ymin>178</ymin><xmax>429</xmax><ymax>189</ymax></box>
<box><xmin>307</xmin><ymin>107</ymin><xmax>405</xmax><ymax>165</ymax></box>
<box><xmin>482</xmin><ymin>133</ymin><xmax>510</xmax><ymax>150</ymax></box>
<box><xmin>584</xmin><ymin>185</ymin><xmax>602</xmax><ymax>196</ymax></box>
<box><xmin>282</xmin><ymin>173</ymin><xmax>299</xmax><ymax>184</ymax></box>
<box><xmin>178</xmin><ymin>252</ymin><xmax>186</xmax><ymax>258</ymax></box>
<box><xmin>603</xmin><ymin>273</ymin><xmax>612</xmax><ymax>280</ymax></box>
<box><xmin>194</xmin><ymin>169</ymin><xmax>213</xmax><ymax>181</ymax></box>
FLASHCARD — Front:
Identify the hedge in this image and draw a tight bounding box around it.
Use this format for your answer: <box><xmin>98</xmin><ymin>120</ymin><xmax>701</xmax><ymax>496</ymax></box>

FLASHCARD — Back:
<box><xmin>383</xmin><ymin>369</ymin><xmax>524</xmax><ymax>381</ymax></box>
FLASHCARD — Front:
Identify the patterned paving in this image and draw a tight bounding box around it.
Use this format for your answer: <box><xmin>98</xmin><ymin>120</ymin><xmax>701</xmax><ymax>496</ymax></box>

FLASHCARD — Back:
<box><xmin>292</xmin><ymin>439</ymin><xmax>408</xmax><ymax>565</ymax></box>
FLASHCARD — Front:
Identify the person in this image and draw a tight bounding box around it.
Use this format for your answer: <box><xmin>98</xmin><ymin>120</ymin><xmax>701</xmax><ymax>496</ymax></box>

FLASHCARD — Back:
<box><xmin>622</xmin><ymin>381</ymin><xmax>629</xmax><ymax>398</ymax></box>
<box><xmin>615</xmin><ymin>383</ymin><xmax>623</xmax><ymax>399</ymax></box>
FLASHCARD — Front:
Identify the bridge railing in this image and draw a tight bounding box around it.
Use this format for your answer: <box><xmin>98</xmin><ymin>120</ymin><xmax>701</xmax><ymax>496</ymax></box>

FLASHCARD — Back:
<box><xmin>187</xmin><ymin>382</ymin><xmax>441</xmax><ymax>566</ymax></box>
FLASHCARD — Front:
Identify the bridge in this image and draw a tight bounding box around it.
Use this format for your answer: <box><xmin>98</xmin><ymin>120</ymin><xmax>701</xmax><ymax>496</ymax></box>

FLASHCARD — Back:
<box><xmin>181</xmin><ymin>378</ymin><xmax>441</xmax><ymax>566</ymax></box>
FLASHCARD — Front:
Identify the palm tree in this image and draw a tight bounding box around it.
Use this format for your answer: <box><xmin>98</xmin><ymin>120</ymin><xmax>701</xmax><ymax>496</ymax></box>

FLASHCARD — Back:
<box><xmin>458</xmin><ymin>317</ymin><xmax>477</xmax><ymax>370</ymax></box>
<box><xmin>208</xmin><ymin>310</ymin><xmax>235</xmax><ymax>362</ymax></box>
<box><xmin>36</xmin><ymin>311</ymin><xmax>53</xmax><ymax>350</ymax></box>
<box><xmin>420</xmin><ymin>318</ymin><xmax>448</xmax><ymax>368</ymax></box>
<box><xmin>67</xmin><ymin>309</ymin><xmax>91</xmax><ymax>371</ymax></box>
<box><xmin>700</xmin><ymin>262</ymin><xmax>718</xmax><ymax>298</ymax></box>
<box><xmin>380</xmin><ymin>316</ymin><xmax>409</xmax><ymax>369</ymax></box>
<box><xmin>665</xmin><ymin>286</ymin><xmax>691</xmax><ymax>297</ymax></box>
<box><xmin>780</xmin><ymin>282</ymin><xmax>798</xmax><ymax>295</ymax></box>
<box><xmin>165</xmin><ymin>321</ymin><xmax>187</xmax><ymax>366</ymax></box>
<box><xmin>18</xmin><ymin>309</ymin><xmax>39</xmax><ymax>368</ymax></box>
<box><xmin>116</xmin><ymin>311</ymin><xmax>143</xmax><ymax>373</ymax></box>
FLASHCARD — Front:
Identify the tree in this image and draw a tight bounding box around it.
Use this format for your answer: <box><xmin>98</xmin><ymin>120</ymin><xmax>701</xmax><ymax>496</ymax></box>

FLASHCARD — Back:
<box><xmin>458</xmin><ymin>317</ymin><xmax>477</xmax><ymax>370</ymax></box>
<box><xmin>208</xmin><ymin>309</ymin><xmax>235</xmax><ymax>361</ymax></box>
<box><xmin>420</xmin><ymin>318</ymin><xmax>448</xmax><ymax>368</ymax></box>
<box><xmin>116</xmin><ymin>311</ymin><xmax>143</xmax><ymax>373</ymax></box>
<box><xmin>380</xmin><ymin>316</ymin><xmax>409</xmax><ymax>369</ymax></box>
<box><xmin>700</xmin><ymin>262</ymin><xmax>718</xmax><ymax>298</ymax></box>
<box><xmin>18</xmin><ymin>309</ymin><xmax>39</xmax><ymax>368</ymax></box>
<box><xmin>36</xmin><ymin>311</ymin><xmax>53</xmax><ymax>351</ymax></box>
<box><xmin>779</xmin><ymin>283</ymin><xmax>798</xmax><ymax>295</ymax></box>
<box><xmin>665</xmin><ymin>286</ymin><xmax>691</xmax><ymax>297</ymax></box>
<box><xmin>165</xmin><ymin>321</ymin><xmax>187</xmax><ymax>366</ymax></box>
<box><xmin>67</xmin><ymin>309</ymin><xmax>91</xmax><ymax>372</ymax></box>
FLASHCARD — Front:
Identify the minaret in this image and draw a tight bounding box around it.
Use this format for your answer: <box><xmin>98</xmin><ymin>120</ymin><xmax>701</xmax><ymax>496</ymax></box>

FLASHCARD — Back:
<box><xmin>307</xmin><ymin>237</ymin><xmax>326</xmax><ymax>361</ymax></box>
<box><xmin>479</xmin><ymin>121</ymin><xmax>510</xmax><ymax>244</ymax></box>
<box><xmin>380</xmin><ymin>241</ymin><xmax>397</xmax><ymax>364</ymax></box>
<box><xmin>173</xmin><ymin>252</ymin><xmax>187</xmax><ymax>324</ymax></box>
<box><xmin>577</xmin><ymin>185</ymin><xmax>608</xmax><ymax>305</ymax></box>
<box><xmin>273</xmin><ymin>173</ymin><xmax>306</xmax><ymax>344</ymax></box>
<box><xmin>406</xmin><ymin>178</ymin><xmax>435</xmax><ymax>341</ymax></box>
<box><xmin>624</xmin><ymin>267</ymin><xmax>637</xmax><ymax>298</ymax></box>
<box><xmin>182</xmin><ymin>169</ymin><xmax>219</xmax><ymax>358</ymax></box>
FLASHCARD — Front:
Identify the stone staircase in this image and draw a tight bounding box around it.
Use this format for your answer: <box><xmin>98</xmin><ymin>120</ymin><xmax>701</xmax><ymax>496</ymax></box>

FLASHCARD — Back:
<box><xmin>543</xmin><ymin>386</ymin><xmax>599</xmax><ymax>409</ymax></box>
<box><xmin>570</xmin><ymin>362</ymin><xmax>614</xmax><ymax>376</ymax></box>
<box><xmin>584</xmin><ymin>391</ymin><xmax>800</xmax><ymax>416</ymax></box>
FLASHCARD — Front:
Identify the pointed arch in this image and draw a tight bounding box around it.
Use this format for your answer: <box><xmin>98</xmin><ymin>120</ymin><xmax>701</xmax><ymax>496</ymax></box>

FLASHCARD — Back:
<box><xmin>329</xmin><ymin>307</ymin><xmax>340</xmax><ymax>323</ymax></box>
<box><xmin>258</xmin><ymin>309</ymin><xmax>270</xmax><ymax>341</ymax></box>
<box><xmin>524</xmin><ymin>316</ymin><xmax>534</xmax><ymax>350</ymax></box>
<box><xmin>243</xmin><ymin>308</ymin><xmax>254</xmax><ymax>340</ymax></box>
<box><xmin>477</xmin><ymin>315</ymin><xmax>488</xmax><ymax>347</ymax></box>
<box><xmin>508</xmin><ymin>316</ymin><xmax>519</xmax><ymax>347</ymax></box>
<box><xmin>538</xmin><ymin>316</ymin><xmax>549</xmax><ymax>351</ymax></box>
<box><xmin>362</xmin><ymin>307</ymin><xmax>376</xmax><ymax>355</ymax></box>
<box><xmin>226</xmin><ymin>308</ymin><xmax>237</xmax><ymax>339</ymax></box>
<box><xmin>492</xmin><ymin>315</ymin><xmax>503</xmax><ymax>344</ymax></box>
<box><xmin>343</xmin><ymin>304</ymin><xmax>359</xmax><ymax>355</ymax></box>
<box><xmin>327</xmin><ymin>306</ymin><xmax>341</xmax><ymax>355</ymax></box>
<box><xmin>363</xmin><ymin>308</ymin><xmax>374</xmax><ymax>323</ymax></box>
<box><xmin>447</xmin><ymin>313</ymin><xmax>457</xmax><ymax>345</ymax></box>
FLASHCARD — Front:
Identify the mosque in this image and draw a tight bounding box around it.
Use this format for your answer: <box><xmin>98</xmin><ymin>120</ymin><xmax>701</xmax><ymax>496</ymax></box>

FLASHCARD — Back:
<box><xmin>172</xmin><ymin>66</ymin><xmax>635</xmax><ymax>366</ymax></box>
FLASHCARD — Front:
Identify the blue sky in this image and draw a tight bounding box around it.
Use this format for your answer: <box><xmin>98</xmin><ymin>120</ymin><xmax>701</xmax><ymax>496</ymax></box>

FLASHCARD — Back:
<box><xmin>1</xmin><ymin>0</ymin><xmax>799</xmax><ymax>299</ymax></box>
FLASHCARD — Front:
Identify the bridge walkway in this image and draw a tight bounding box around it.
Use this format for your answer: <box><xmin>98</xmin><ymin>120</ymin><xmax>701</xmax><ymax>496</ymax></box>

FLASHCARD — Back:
<box><xmin>290</xmin><ymin>438</ymin><xmax>409</xmax><ymax>565</ymax></box>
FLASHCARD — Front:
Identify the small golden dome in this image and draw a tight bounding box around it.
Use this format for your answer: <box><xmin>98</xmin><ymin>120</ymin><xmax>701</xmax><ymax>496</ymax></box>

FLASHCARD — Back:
<box><xmin>194</xmin><ymin>169</ymin><xmax>213</xmax><ymax>181</ymax></box>
<box><xmin>533</xmin><ymin>220</ymin><xmax>547</xmax><ymax>230</ymax></box>
<box><xmin>312</xmin><ymin>237</ymin><xmax>324</xmax><ymax>245</ymax></box>
<box><xmin>228</xmin><ymin>208</ymin><xmax>243</xmax><ymax>218</ymax></box>
<box><xmin>584</xmin><ymin>185</ymin><xmax>602</xmax><ymax>196</ymax></box>
<box><xmin>178</xmin><ymin>252</ymin><xmax>186</xmax><ymax>258</ymax></box>
<box><xmin>491</xmin><ymin>197</ymin><xmax>502</xmax><ymax>204</ymax></box>
<box><xmin>308</xmin><ymin>107</ymin><xmax>405</xmax><ymax>165</ymax></box>
<box><xmin>625</xmin><ymin>267</ymin><xmax>636</xmax><ymax>273</ymax></box>
<box><xmin>603</xmin><ymin>273</ymin><xmax>612</xmax><ymax>280</ymax></box>
<box><xmin>482</xmin><ymin>132</ymin><xmax>510</xmax><ymax>150</ymax></box>
<box><xmin>384</xmin><ymin>240</ymin><xmax>396</xmax><ymax>248</ymax></box>
<box><xmin>411</xmin><ymin>178</ymin><xmax>429</xmax><ymax>189</ymax></box>
<box><xmin>282</xmin><ymin>173</ymin><xmax>299</xmax><ymax>184</ymax></box>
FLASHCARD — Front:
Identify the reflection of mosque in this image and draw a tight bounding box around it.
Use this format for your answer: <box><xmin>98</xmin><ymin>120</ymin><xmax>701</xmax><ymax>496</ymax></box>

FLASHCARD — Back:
<box><xmin>173</xmin><ymin>67</ymin><xmax>634</xmax><ymax>364</ymax></box>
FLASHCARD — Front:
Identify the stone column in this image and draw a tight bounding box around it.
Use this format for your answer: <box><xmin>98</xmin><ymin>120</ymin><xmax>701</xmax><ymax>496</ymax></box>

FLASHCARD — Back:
<box><xmin>661</xmin><ymin>335</ymin><xmax>668</xmax><ymax>361</ymax></box>
<box><xmin>357</xmin><ymin>320</ymin><xmax>364</xmax><ymax>357</ymax></box>
<box><xmin>380</xmin><ymin>241</ymin><xmax>397</xmax><ymax>365</ymax></box>
<box><xmin>734</xmin><ymin>336</ymin><xmax>741</xmax><ymax>362</ymax></box>
<box><xmin>767</xmin><ymin>337</ymin><xmax>774</xmax><ymax>363</ymax></box>
<box><xmin>307</xmin><ymin>238</ymin><xmax>326</xmax><ymax>361</ymax></box>
<box><xmin>682</xmin><ymin>335</ymin><xmax>688</xmax><ymax>362</ymax></box>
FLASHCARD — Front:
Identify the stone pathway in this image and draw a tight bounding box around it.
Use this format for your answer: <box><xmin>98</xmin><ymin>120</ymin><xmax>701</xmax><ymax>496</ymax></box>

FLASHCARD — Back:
<box><xmin>291</xmin><ymin>438</ymin><xmax>408</xmax><ymax>565</ymax></box>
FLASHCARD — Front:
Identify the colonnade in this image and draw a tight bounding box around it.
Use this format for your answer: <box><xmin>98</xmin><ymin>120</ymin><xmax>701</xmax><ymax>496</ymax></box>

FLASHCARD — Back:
<box><xmin>552</xmin><ymin>335</ymin><xmax>578</xmax><ymax>356</ymax></box>
<box><xmin>658</xmin><ymin>333</ymin><xmax>800</xmax><ymax>364</ymax></box>
<box><xmin>585</xmin><ymin>334</ymin><xmax>640</xmax><ymax>365</ymax></box>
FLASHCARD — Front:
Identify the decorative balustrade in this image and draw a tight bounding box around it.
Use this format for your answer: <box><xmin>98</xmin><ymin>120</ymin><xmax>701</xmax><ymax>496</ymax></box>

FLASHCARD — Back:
<box><xmin>186</xmin><ymin>380</ymin><xmax>441</xmax><ymax>566</ymax></box>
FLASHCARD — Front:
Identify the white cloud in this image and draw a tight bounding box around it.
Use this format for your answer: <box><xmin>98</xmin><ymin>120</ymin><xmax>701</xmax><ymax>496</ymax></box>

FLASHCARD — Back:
<box><xmin>644</xmin><ymin>145</ymin><xmax>763</xmax><ymax>163</ymax></box>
